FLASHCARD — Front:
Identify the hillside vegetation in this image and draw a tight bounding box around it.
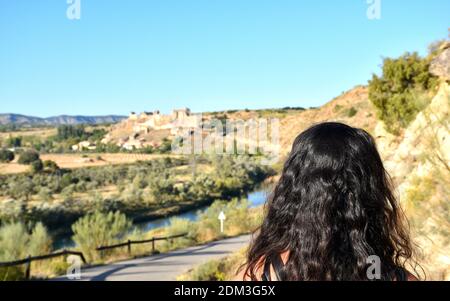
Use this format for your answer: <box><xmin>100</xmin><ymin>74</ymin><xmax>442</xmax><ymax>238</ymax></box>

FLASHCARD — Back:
<box><xmin>0</xmin><ymin>155</ymin><xmax>271</xmax><ymax>231</ymax></box>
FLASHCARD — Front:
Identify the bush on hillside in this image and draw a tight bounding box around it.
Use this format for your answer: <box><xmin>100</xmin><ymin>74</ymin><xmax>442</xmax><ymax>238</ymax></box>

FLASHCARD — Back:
<box><xmin>346</xmin><ymin>107</ymin><xmax>358</xmax><ymax>118</ymax></box>
<box><xmin>368</xmin><ymin>52</ymin><xmax>438</xmax><ymax>134</ymax></box>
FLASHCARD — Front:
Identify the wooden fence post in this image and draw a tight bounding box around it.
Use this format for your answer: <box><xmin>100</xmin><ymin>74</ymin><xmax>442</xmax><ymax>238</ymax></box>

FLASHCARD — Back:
<box><xmin>25</xmin><ymin>255</ymin><xmax>31</xmax><ymax>280</ymax></box>
<box><xmin>127</xmin><ymin>240</ymin><xmax>131</xmax><ymax>255</ymax></box>
<box><xmin>151</xmin><ymin>238</ymin><xmax>156</xmax><ymax>254</ymax></box>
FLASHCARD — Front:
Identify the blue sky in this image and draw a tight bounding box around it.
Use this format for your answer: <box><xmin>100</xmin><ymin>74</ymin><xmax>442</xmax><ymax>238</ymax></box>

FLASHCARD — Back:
<box><xmin>0</xmin><ymin>0</ymin><xmax>448</xmax><ymax>117</ymax></box>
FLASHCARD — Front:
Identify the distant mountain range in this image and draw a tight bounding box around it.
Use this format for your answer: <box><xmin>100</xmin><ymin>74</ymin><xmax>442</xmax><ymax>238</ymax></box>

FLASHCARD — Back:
<box><xmin>0</xmin><ymin>113</ymin><xmax>127</xmax><ymax>126</ymax></box>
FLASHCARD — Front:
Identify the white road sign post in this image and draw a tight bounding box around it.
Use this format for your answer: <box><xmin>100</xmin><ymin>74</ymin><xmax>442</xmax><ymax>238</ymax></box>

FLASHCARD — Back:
<box><xmin>218</xmin><ymin>211</ymin><xmax>226</xmax><ymax>233</ymax></box>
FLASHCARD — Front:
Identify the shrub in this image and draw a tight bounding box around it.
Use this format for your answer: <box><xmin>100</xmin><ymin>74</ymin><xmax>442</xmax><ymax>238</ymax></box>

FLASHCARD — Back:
<box><xmin>0</xmin><ymin>222</ymin><xmax>29</xmax><ymax>262</ymax></box>
<box><xmin>38</xmin><ymin>187</ymin><xmax>53</xmax><ymax>202</ymax></box>
<box><xmin>28</xmin><ymin>223</ymin><xmax>52</xmax><ymax>257</ymax></box>
<box><xmin>178</xmin><ymin>249</ymin><xmax>246</xmax><ymax>281</ymax></box>
<box><xmin>6</xmin><ymin>136</ymin><xmax>22</xmax><ymax>148</ymax></box>
<box><xmin>30</xmin><ymin>159</ymin><xmax>44</xmax><ymax>174</ymax></box>
<box><xmin>6</xmin><ymin>178</ymin><xmax>34</xmax><ymax>201</ymax></box>
<box><xmin>124</xmin><ymin>228</ymin><xmax>149</xmax><ymax>256</ymax></box>
<box><xmin>346</xmin><ymin>107</ymin><xmax>358</xmax><ymax>118</ymax></box>
<box><xmin>195</xmin><ymin>198</ymin><xmax>254</xmax><ymax>242</ymax></box>
<box><xmin>71</xmin><ymin>211</ymin><xmax>132</xmax><ymax>261</ymax></box>
<box><xmin>0</xmin><ymin>149</ymin><xmax>14</xmax><ymax>163</ymax></box>
<box><xmin>157</xmin><ymin>138</ymin><xmax>172</xmax><ymax>153</ymax></box>
<box><xmin>184</xmin><ymin>258</ymin><xmax>226</xmax><ymax>281</ymax></box>
<box><xmin>0</xmin><ymin>266</ymin><xmax>24</xmax><ymax>281</ymax></box>
<box><xmin>43</xmin><ymin>160</ymin><xmax>59</xmax><ymax>172</ymax></box>
<box><xmin>18</xmin><ymin>150</ymin><xmax>40</xmax><ymax>165</ymax></box>
<box><xmin>368</xmin><ymin>52</ymin><xmax>438</xmax><ymax>133</ymax></box>
<box><xmin>48</xmin><ymin>259</ymin><xmax>70</xmax><ymax>277</ymax></box>
<box><xmin>0</xmin><ymin>222</ymin><xmax>52</xmax><ymax>262</ymax></box>
<box><xmin>160</xmin><ymin>218</ymin><xmax>194</xmax><ymax>250</ymax></box>
<box><xmin>333</xmin><ymin>104</ymin><xmax>343</xmax><ymax>113</ymax></box>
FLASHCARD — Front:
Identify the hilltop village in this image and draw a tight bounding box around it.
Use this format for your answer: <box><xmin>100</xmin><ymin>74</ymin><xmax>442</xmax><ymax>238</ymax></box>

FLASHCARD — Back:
<box><xmin>73</xmin><ymin>108</ymin><xmax>200</xmax><ymax>151</ymax></box>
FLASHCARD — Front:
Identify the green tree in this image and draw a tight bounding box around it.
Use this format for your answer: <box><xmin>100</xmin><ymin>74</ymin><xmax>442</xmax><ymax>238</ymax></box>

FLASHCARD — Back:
<box><xmin>56</xmin><ymin>125</ymin><xmax>87</xmax><ymax>141</ymax></box>
<box><xmin>30</xmin><ymin>159</ymin><xmax>44</xmax><ymax>174</ymax></box>
<box><xmin>0</xmin><ymin>149</ymin><xmax>14</xmax><ymax>163</ymax></box>
<box><xmin>88</xmin><ymin>128</ymin><xmax>107</xmax><ymax>142</ymax></box>
<box><xmin>157</xmin><ymin>138</ymin><xmax>172</xmax><ymax>153</ymax></box>
<box><xmin>7</xmin><ymin>136</ymin><xmax>22</xmax><ymax>148</ymax></box>
<box><xmin>368</xmin><ymin>52</ymin><xmax>438</xmax><ymax>133</ymax></box>
<box><xmin>43</xmin><ymin>160</ymin><xmax>60</xmax><ymax>172</ymax></box>
<box><xmin>18</xmin><ymin>150</ymin><xmax>40</xmax><ymax>165</ymax></box>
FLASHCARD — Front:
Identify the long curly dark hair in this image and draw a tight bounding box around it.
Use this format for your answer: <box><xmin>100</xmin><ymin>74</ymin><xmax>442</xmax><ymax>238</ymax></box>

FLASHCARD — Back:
<box><xmin>244</xmin><ymin>122</ymin><xmax>418</xmax><ymax>280</ymax></box>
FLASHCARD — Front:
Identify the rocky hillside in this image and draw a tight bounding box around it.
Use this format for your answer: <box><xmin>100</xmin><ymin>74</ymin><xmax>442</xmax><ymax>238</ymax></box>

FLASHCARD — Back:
<box><xmin>376</xmin><ymin>80</ymin><xmax>449</xmax><ymax>280</ymax></box>
<box><xmin>372</xmin><ymin>43</ymin><xmax>450</xmax><ymax>280</ymax></box>
<box><xmin>278</xmin><ymin>85</ymin><xmax>375</xmax><ymax>154</ymax></box>
<box><xmin>0</xmin><ymin>114</ymin><xmax>126</xmax><ymax>126</ymax></box>
<box><xmin>103</xmin><ymin>87</ymin><xmax>374</xmax><ymax>151</ymax></box>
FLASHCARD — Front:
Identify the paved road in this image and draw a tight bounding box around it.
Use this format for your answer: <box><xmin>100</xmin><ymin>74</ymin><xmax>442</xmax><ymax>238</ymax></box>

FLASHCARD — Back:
<box><xmin>54</xmin><ymin>235</ymin><xmax>251</xmax><ymax>281</ymax></box>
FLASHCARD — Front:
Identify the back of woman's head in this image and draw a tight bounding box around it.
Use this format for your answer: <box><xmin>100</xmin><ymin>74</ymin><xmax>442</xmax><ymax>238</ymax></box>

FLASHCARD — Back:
<box><xmin>245</xmin><ymin>122</ymin><xmax>416</xmax><ymax>280</ymax></box>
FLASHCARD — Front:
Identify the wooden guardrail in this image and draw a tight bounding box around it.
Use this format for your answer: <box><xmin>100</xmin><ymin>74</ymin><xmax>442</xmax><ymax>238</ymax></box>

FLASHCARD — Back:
<box><xmin>0</xmin><ymin>249</ymin><xmax>86</xmax><ymax>280</ymax></box>
<box><xmin>96</xmin><ymin>233</ymin><xmax>188</xmax><ymax>255</ymax></box>
<box><xmin>0</xmin><ymin>233</ymin><xmax>188</xmax><ymax>280</ymax></box>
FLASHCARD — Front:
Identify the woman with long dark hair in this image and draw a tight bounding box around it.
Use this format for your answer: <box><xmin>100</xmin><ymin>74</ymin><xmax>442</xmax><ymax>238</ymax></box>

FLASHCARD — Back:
<box><xmin>239</xmin><ymin>122</ymin><xmax>419</xmax><ymax>281</ymax></box>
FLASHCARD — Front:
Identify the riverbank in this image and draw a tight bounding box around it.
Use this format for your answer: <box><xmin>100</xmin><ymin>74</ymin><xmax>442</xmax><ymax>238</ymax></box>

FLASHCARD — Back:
<box><xmin>53</xmin><ymin>183</ymin><xmax>272</xmax><ymax>249</ymax></box>
<box><xmin>0</xmin><ymin>155</ymin><xmax>275</xmax><ymax>249</ymax></box>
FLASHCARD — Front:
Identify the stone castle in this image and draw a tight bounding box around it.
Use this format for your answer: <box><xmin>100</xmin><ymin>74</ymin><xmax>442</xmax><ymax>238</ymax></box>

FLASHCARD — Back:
<box><xmin>129</xmin><ymin>108</ymin><xmax>197</xmax><ymax>134</ymax></box>
<box><xmin>101</xmin><ymin>107</ymin><xmax>201</xmax><ymax>150</ymax></box>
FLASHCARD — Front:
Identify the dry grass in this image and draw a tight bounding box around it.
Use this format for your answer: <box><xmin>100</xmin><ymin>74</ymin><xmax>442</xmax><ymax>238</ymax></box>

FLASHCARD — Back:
<box><xmin>0</xmin><ymin>153</ymin><xmax>180</xmax><ymax>175</ymax></box>
<box><xmin>0</xmin><ymin>162</ymin><xmax>29</xmax><ymax>174</ymax></box>
<box><xmin>0</xmin><ymin>128</ymin><xmax>57</xmax><ymax>140</ymax></box>
<box><xmin>202</xmin><ymin>86</ymin><xmax>375</xmax><ymax>156</ymax></box>
<box><xmin>177</xmin><ymin>247</ymin><xmax>247</xmax><ymax>281</ymax></box>
<box><xmin>278</xmin><ymin>86</ymin><xmax>376</xmax><ymax>155</ymax></box>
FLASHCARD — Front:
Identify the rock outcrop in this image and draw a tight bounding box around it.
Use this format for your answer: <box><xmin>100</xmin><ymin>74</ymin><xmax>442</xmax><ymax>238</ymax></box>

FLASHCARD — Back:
<box><xmin>374</xmin><ymin>67</ymin><xmax>450</xmax><ymax>279</ymax></box>
<box><xmin>430</xmin><ymin>42</ymin><xmax>450</xmax><ymax>81</ymax></box>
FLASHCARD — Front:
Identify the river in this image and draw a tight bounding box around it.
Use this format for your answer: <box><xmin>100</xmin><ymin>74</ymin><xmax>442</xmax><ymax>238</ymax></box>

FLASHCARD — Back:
<box><xmin>54</xmin><ymin>186</ymin><xmax>272</xmax><ymax>249</ymax></box>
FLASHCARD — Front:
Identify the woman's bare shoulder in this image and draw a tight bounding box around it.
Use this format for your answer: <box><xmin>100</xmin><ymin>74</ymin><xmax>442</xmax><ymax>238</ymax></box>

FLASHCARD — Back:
<box><xmin>407</xmin><ymin>271</ymin><xmax>419</xmax><ymax>281</ymax></box>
